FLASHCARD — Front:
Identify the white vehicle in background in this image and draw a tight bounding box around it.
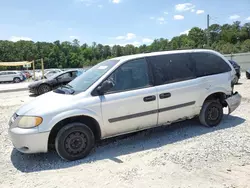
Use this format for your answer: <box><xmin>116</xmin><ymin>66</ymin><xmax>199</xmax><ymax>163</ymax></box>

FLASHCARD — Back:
<box><xmin>0</xmin><ymin>71</ymin><xmax>24</xmax><ymax>83</ymax></box>
<box><xmin>32</xmin><ymin>69</ymin><xmax>62</xmax><ymax>80</ymax></box>
<box><xmin>31</xmin><ymin>70</ymin><xmax>43</xmax><ymax>80</ymax></box>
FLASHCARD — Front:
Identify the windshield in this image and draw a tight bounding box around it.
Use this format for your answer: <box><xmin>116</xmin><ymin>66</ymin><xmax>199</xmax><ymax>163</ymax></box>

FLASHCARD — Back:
<box><xmin>68</xmin><ymin>59</ymin><xmax>119</xmax><ymax>92</ymax></box>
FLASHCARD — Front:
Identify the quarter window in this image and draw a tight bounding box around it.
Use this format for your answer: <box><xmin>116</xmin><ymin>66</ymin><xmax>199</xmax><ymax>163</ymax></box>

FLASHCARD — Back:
<box><xmin>191</xmin><ymin>52</ymin><xmax>231</xmax><ymax>77</ymax></box>
<box><xmin>107</xmin><ymin>58</ymin><xmax>150</xmax><ymax>93</ymax></box>
<box><xmin>148</xmin><ymin>53</ymin><xmax>196</xmax><ymax>85</ymax></box>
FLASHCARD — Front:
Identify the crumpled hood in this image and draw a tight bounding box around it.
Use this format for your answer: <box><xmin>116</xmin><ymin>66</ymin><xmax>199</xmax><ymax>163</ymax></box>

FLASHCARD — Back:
<box><xmin>28</xmin><ymin>80</ymin><xmax>45</xmax><ymax>88</ymax></box>
<box><xmin>28</xmin><ymin>78</ymin><xmax>54</xmax><ymax>88</ymax></box>
<box><xmin>16</xmin><ymin>91</ymin><xmax>74</xmax><ymax>116</ymax></box>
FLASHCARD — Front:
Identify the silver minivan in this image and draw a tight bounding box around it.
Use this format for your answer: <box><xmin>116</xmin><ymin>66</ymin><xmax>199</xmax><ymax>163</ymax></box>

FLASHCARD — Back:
<box><xmin>8</xmin><ymin>49</ymin><xmax>241</xmax><ymax>161</ymax></box>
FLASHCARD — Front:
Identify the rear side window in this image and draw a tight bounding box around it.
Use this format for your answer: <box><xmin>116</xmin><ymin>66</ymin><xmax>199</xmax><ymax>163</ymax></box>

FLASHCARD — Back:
<box><xmin>191</xmin><ymin>52</ymin><xmax>231</xmax><ymax>77</ymax></box>
<box><xmin>148</xmin><ymin>53</ymin><xmax>196</xmax><ymax>85</ymax></box>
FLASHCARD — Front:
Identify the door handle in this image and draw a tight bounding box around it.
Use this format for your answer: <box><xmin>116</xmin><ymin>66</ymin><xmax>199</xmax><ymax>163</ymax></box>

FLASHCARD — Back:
<box><xmin>159</xmin><ymin>93</ymin><xmax>171</xmax><ymax>99</ymax></box>
<box><xmin>143</xmin><ymin>95</ymin><xmax>156</xmax><ymax>102</ymax></box>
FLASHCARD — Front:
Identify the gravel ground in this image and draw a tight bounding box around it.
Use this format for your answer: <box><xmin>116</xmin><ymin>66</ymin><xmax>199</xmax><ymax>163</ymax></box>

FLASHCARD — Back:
<box><xmin>0</xmin><ymin>76</ymin><xmax>250</xmax><ymax>188</ymax></box>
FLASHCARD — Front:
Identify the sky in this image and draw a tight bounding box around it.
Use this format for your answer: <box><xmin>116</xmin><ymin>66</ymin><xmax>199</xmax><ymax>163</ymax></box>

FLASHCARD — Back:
<box><xmin>0</xmin><ymin>0</ymin><xmax>250</xmax><ymax>46</ymax></box>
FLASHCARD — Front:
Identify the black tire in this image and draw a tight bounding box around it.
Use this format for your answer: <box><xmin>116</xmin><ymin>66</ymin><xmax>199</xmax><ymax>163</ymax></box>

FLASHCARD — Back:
<box><xmin>55</xmin><ymin>123</ymin><xmax>95</xmax><ymax>161</ymax></box>
<box><xmin>38</xmin><ymin>84</ymin><xmax>51</xmax><ymax>95</ymax></box>
<box><xmin>199</xmin><ymin>100</ymin><xmax>223</xmax><ymax>127</ymax></box>
<box><xmin>34</xmin><ymin>88</ymin><xmax>39</xmax><ymax>96</ymax></box>
<box><xmin>13</xmin><ymin>77</ymin><xmax>21</xmax><ymax>83</ymax></box>
<box><xmin>246</xmin><ymin>71</ymin><xmax>250</xmax><ymax>79</ymax></box>
<box><xmin>234</xmin><ymin>75</ymin><xmax>239</xmax><ymax>84</ymax></box>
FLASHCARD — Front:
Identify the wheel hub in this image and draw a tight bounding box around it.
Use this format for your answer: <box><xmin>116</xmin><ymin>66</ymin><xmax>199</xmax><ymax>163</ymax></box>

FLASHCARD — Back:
<box><xmin>65</xmin><ymin>132</ymin><xmax>87</xmax><ymax>155</ymax></box>
<box><xmin>43</xmin><ymin>86</ymin><xmax>50</xmax><ymax>92</ymax></box>
<box><xmin>208</xmin><ymin>107</ymin><xmax>219</xmax><ymax>121</ymax></box>
<box><xmin>70</xmin><ymin>138</ymin><xmax>82</xmax><ymax>149</ymax></box>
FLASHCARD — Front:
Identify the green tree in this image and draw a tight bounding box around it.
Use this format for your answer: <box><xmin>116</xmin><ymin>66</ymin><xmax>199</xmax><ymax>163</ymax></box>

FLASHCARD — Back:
<box><xmin>111</xmin><ymin>45</ymin><xmax>122</xmax><ymax>57</ymax></box>
<box><xmin>241</xmin><ymin>39</ymin><xmax>250</xmax><ymax>52</ymax></box>
<box><xmin>0</xmin><ymin>21</ymin><xmax>250</xmax><ymax>70</ymax></box>
<box><xmin>188</xmin><ymin>27</ymin><xmax>206</xmax><ymax>47</ymax></box>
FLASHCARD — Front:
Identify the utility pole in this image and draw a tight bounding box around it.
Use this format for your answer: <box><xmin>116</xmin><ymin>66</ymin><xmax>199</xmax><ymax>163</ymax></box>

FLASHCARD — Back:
<box><xmin>207</xmin><ymin>14</ymin><xmax>210</xmax><ymax>47</ymax></box>
<box><xmin>41</xmin><ymin>58</ymin><xmax>44</xmax><ymax>79</ymax></box>
<box><xmin>32</xmin><ymin>60</ymin><xmax>36</xmax><ymax>80</ymax></box>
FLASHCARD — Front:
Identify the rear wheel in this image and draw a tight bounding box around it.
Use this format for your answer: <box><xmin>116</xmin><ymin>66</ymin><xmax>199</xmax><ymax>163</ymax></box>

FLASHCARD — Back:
<box><xmin>38</xmin><ymin>84</ymin><xmax>51</xmax><ymax>95</ymax></box>
<box><xmin>13</xmin><ymin>77</ymin><xmax>21</xmax><ymax>83</ymax></box>
<box><xmin>199</xmin><ymin>100</ymin><xmax>223</xmax><ymax>127</ymax></box>
<box><xmin>55</xmin><ymin>123</ymin><xmax>95</xmax><ymax>161</ymax></box>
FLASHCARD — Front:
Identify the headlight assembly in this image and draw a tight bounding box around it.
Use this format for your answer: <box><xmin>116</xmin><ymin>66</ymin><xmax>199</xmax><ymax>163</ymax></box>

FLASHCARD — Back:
<box><xmin>16</xmin><ymin>116</ymin><xmax>43</xmax><ymax>128</ymax></box>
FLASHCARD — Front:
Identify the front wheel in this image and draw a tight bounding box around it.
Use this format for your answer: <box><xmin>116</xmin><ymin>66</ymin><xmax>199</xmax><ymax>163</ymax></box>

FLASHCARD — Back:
<box><xmin>38</xmin><ymin>84</ymin><xmax>51</xmax><ymax>95</ymax></box>
<box><xmin>55</xmin><ymin>123</ymin><xmax>95</xmax><ymax>161</ymax></box>
<box><xmin>199</xmin><ymin>100</ymin><xmax>223</xmax><ymax>127</ymax></box>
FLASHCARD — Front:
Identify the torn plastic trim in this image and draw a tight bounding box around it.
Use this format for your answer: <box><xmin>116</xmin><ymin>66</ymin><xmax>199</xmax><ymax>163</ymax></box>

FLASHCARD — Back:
<box><xmin>225</xmin><ymin>92</ymin><xmax>241</xmax><ymax>114</ymax></box>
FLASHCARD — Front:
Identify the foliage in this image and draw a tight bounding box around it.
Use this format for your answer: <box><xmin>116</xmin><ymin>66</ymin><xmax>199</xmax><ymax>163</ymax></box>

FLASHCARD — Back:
<box><xmin>0</xmin><ymin>21</ymin><xmax>250</xmax><ymax>70</ymax></box>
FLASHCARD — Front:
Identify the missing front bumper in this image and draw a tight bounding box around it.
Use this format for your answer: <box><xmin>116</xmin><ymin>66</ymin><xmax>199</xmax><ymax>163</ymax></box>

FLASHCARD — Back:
<box><xmin>225</xmin><ymin>92</ymin><xmax>241</xmax><ymax>114</ymax></box>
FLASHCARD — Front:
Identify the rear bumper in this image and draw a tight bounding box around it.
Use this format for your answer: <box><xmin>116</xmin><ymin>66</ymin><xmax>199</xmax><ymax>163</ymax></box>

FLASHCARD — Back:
<box><xmin>226</xmin><ymin>92</ymin><xmax>241</xmax><ymax>114</ymax></box>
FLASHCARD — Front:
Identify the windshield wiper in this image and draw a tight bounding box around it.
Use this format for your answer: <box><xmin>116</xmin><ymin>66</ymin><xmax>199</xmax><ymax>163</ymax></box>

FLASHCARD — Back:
<box><xmin>61</xmin><ymin>84</ymin><xmax>73</xmax><ymax>89</ymax></box>
<box><xmin>65</xmin><ymin>84</ymin><xmax>73</xmax><ymax>88</ymax></box>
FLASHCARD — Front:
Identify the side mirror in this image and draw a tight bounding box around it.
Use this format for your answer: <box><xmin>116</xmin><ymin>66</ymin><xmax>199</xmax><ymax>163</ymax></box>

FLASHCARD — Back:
<box><xmin>97</xmin><ymin>80</ymin><xmax>114</xmax><ymax>95</ymax></box>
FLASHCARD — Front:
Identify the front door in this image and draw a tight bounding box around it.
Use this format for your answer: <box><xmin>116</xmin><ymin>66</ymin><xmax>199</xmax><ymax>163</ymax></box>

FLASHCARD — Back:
<box><xmin>100</xmin><ymin>58</ymin><xmax>158</xmax><ymax>138</ymax></box>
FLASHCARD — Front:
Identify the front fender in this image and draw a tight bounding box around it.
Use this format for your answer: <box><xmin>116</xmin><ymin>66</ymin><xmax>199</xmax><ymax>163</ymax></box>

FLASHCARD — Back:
<box><xmin>39</xmin><ymin>108</ymin><xmax>103</xmax><ymax>135</ymax></box>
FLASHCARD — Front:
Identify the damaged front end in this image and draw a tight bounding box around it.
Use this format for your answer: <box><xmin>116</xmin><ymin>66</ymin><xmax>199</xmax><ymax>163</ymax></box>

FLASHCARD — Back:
<box><xmin>225</xmin><ymin>92</ymin><xmax>241</xmax><ymax>114</ymax></box>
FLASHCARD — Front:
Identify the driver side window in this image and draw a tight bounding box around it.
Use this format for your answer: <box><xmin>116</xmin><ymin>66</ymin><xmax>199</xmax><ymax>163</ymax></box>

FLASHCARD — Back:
<box><xmin>58</xmin><ymin>72</ymin><xmax>71</xmax><ymax>79</ymax></box>
<box><xmin>107</xmin><ymin>58</ymin><xmax>150</xmax><ymax>93</ymax></box>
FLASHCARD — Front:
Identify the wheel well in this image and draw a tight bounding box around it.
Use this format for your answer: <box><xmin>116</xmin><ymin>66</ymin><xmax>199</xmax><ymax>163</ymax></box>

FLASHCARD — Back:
<box><xmin>48</xmin><ymin>116</ymin><xmax>101</xmax><ymax>148</ymax></box>
<box><xmin>204</xmin><ymin>92</ymin><xmax>227</xmax><ymax>107</ymax></box>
